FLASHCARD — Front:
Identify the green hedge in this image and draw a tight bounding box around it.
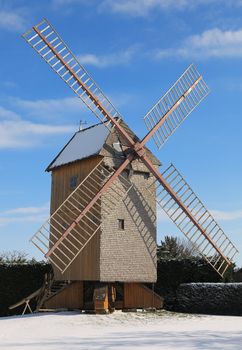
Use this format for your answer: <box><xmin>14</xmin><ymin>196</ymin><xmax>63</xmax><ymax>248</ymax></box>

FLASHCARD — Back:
<box><xmin>177</xmin><ymin>283</ymin><xmax>242</xmax><ymax>315</ymax></box>
<box><xmin>0</xmin><ymin>263</ymin><xmax>51</xmax><ymax>316</ymax></box>
<box><xmin>0</xmin><ymin>258</ymin><xmax>234</xmax><ymax>316</ymax></box>
<box><xmin>155</xmin><ymin>258</ymin><xmax>224</xmax><ymax>310</ymax></box>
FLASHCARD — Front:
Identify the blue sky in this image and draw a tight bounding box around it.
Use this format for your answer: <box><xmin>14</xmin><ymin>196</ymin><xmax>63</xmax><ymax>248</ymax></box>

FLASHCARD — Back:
<box><xmin>0</xmin><ymin>0</ymin><xmax>242</xmax><ymax>266</ymax></box>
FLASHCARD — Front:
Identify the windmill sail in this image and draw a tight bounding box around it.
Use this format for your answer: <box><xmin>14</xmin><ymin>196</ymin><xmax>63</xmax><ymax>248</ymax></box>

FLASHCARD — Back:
<box><xmin>31</xmin><ymin>160</ymin><xmax>132</xmax><ymax>273</ymax></box>
<box><xmin>143</xmin><ymin>64</ymin><xmax>210</xmax><ymax>149</ymax></box>
<box><xmin>149</xmin><ymin>163</ymin><xmax>238</xmax><ymax>276</ymax></box>
<box><xmin>22</xmin><ymin>19</ymin><xmax>122</xmax><ymax>128</ymax></box>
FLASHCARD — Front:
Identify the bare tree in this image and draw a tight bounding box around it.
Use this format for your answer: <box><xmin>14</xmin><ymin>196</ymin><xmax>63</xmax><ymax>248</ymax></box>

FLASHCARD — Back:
<box><xmin>157</xmin><ymin>235</ymin><xmax>199</xmax><ymax>260</ymax></box>
<box><xmin>0</xmin><ymin>251</ymin><xmax>29</xmax><ymax>264</ymax></box>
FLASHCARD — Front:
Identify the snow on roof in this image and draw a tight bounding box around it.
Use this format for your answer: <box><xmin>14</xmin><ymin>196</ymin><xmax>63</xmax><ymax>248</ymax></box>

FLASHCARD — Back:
<box><xmin>47</xmin><ymin>123</ymin><xmax>109</xmax><ymax>171</ymax></box>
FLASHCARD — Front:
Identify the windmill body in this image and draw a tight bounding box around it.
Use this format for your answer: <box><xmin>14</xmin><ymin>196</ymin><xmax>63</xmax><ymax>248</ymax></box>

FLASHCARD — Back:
<box><xmin>47</xmin><ymin>121</ymin><xmax>159</xmax><ymax>284</ymax></box>
<box><xmin>19</xmin><ymin>19</ymin><xmax>239</xmax><ymax>313</ymax></box>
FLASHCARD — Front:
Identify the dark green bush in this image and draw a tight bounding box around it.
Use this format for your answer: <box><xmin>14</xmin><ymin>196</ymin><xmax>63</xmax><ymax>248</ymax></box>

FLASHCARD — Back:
<box><xmin>0</xmin><ymin>262</ymin><xmax>51</xmax><ymax>316</ymax></box>
<box><xmin>177</xmin><ymin>283</ymin><xmax>242</xmax><ymax>315</ymax></box>
<box><xmin>0</xmin><ymin>256</ymin><xmax>236</xmax><ymax>316</ymax></box>
<box><xmin>155</xmin><ymin>258</ymin><xmax>226</xmax><ymax>310</ymax></box>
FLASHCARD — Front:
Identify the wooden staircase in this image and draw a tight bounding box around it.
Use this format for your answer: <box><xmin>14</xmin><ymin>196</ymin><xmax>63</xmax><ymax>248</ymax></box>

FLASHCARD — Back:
<box><xmin>43</xmin><ymin>280</ymin><xmax>70</xmax><ymax>301</ymax></box>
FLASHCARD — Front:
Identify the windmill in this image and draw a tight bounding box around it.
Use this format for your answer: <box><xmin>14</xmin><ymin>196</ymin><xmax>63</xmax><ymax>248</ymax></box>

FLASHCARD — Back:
<box><xmin>22</xmin><ymin>19</ymin><xmax>238</xmax><ymax>312</ymax></box>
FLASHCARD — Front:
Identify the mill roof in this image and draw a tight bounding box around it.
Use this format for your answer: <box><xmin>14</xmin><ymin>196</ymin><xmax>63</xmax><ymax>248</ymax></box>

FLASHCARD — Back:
<box><xmin>46</xmin><ymin>121</ymin><xmax>160</xmax><ymax>171</ymax></box>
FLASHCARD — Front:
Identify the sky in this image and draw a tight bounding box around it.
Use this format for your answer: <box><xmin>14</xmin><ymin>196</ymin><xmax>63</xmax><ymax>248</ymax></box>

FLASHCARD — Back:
<box><xmin>0</xmin><ymin>0</ymin><xmax>242</xmax><ymax>266</ymax></box>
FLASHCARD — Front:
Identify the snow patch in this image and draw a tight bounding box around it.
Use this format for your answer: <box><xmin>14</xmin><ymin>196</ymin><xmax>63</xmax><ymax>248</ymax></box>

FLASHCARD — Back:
<box><xmin>1</xmin><ymin>311</ymin><xmax>242</xmax><ymax>349</ymax></box>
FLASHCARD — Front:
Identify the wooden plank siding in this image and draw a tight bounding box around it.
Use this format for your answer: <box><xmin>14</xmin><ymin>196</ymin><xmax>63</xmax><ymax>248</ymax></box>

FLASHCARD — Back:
<box><xmin>50</xmin><ymin>156</ymin><xmax>102</xmax><ymax>281</ymax></box>
<box><xmin>43</xmin><ymin>282</ymin><xmax>84</xmax><ymax>310</ymax></box>
<box><xmin>50</xmin><ymin>155</ymin><xmax>102</xmax><ymax>211</ymax></box>
<box><xmin>124</xmin><ymin>283</ymin><xmax>163</xmax><ymax>309</ymax></box>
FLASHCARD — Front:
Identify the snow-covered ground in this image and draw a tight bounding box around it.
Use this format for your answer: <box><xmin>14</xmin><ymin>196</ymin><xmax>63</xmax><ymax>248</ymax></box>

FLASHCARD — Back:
<box><xmin>0</xmin><ymin>311</ymin><xmax>242</xmax><ymax>349</ymax></box>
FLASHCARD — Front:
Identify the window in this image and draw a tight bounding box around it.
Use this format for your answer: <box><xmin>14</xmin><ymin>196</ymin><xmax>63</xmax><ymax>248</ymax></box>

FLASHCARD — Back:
<box><xmin>118</xmin><ymin>219</ymin><xmax>125</xmax><ymax>230</ymax></box>
<box><xmin>70</xmin><ymin>175</ymin><xmax>78</xmax><ymax>189</ymax></box>
<box><xmin>112</xmin><ymin>141</ymin><xmax>123</xmax><ymax>154</ymax></box>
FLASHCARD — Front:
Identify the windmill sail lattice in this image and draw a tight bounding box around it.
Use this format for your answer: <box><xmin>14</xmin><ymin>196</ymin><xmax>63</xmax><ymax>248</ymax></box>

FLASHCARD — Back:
<box><xmin>151</xmin><ymin>164</ymin><xmax>238</xmax><ymax>276</ymax></box>
<box><xmin>31</xmin><ymin>160</ymin><xmax>132</xmax><ymax>273</ymax></box>
<box><xmin>143</xmin><ymin>64</ymin><xmax>210</xmax><ymax>150</ymax></box>
<box><xmin>22</xmin><ymin>19</ymin><xmax>122</xmax><ymax>128</ymax></box>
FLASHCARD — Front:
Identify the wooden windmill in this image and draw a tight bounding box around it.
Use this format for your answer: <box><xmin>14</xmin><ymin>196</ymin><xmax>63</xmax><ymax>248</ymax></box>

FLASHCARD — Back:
<box><xmin>22</xmin><ymin>19</ymin><xmax>238</xmax><ymax>312</ymax></box>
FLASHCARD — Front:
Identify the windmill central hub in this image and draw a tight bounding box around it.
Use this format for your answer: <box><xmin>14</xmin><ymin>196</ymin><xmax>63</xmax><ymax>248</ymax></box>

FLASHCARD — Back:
<box><xmin>133</xmin><ymin>143</ymin><xmax>146</xmax><ymax>157</ymax></box>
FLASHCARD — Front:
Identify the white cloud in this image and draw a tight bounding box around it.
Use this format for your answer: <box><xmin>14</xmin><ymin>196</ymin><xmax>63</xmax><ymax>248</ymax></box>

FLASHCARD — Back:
<box><xmin>13</xmin><ymin>96</ymin><xmax>85</xmax><ymax>120</ymax></box>
<box><xmin>0</xmin><ymin>105</ymin><xmax>75</xmax><ymax>149</ymax></box>
<box><xmin>51</xmin><ymin>0</ymin><xmax>194</xmax><ymax>15</ymax></box>
<box><xmin>52</xmin><ymin>0</ymin><xmax>88</xmax><ymax>6</ymax></box>
<box><xmin>78</xmin><ymin>46</ymin><xmax>138</xmax><ymax>68</ymax></box>
<box><xmin>0</xmin><ymin>119</ymin><xmax>74</xmax><ymax>148</ymax></box>
<box><xmin>211</xmin><ymin>209</ymin><xmax>242</xmax><ymax>221</ymax></box>
<box><xmin>11</xmin><ymin>93</ymin><xmax>131</xmax><ymax>122</ymax></box>
<box><xmin>157</xmin><ymin>208</ymin><xmax>169</xmax><ymax>223</ymax></box>
<box><xmin>0</xmin><ymin>90</ymin><xmax>133</xmax><ymax>149</ymax></box>
<box><xmin>0</xmin><ymin>203</ymin><xmax>49</xmax><ymax>216</ymax></box>
<box><xmin>109</xmin><ymin>92</ymin><xmax>134</xmax><ymax>108</ymax></box>
<box><xmin>100</xmin><ymin>0</ymin><xmax>189</xmax><ymax>16</ymax></box>
<box><xmin>0</xmin><ymin>215</ymin><xmax>47</xmax><ymax>225</ymax></box>
<box><xmin>155</xmin><ymin>28</ymin><xmax>242</xmax><ymax>59</ymax></box>
<box><xmin>2</xmin><ymin>81</ymin><xmax>17</xmax><ymax>89</ymax></box>
<box><xmin>0</xmin><ymin>10</ymin><xmax>26</xmax><ymax>32</ymax></box>
<box><xmin>51</xmin><ymin>0</ymin><xmax>242</xmax><ymax>16</ymax></box>
<box><xmin>158</xmin><ymin>206</ymin><xmax>242</xmax><ymax>223</ymax></box>
<box><xmin>0</xmin><ymin>203</ymin><xmax>49</xmax><ymax>226</ymax></box>
<box><xmin>99</xmin><ymin>0</ymin><xmax>224</xmax><ymax>16</ymax></box>
<box><xmin>0</xmin><ymin>106</ymin><xmax>19</xmax><ymax>120</ymax></box>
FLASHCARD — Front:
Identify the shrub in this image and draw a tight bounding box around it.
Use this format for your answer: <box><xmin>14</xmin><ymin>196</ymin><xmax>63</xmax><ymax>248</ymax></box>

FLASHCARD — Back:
<box><xmin>0</xmin><ymin>262</ymin><xmax>51</xmax><ymax>316</ymax></box>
